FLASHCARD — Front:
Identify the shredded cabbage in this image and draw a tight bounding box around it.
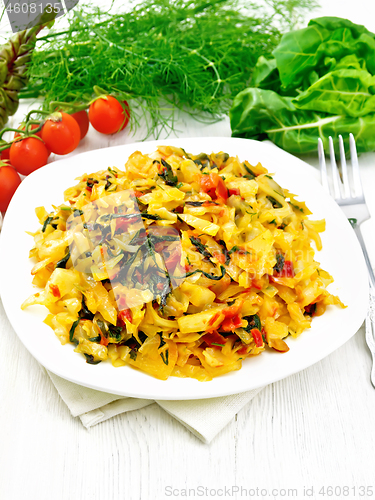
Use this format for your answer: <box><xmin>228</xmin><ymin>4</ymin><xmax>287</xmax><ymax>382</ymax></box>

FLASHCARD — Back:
<box><xmin>22</xmin><ymin>146</ymin><xmax>345</xmax><ymax>380</ymax></box>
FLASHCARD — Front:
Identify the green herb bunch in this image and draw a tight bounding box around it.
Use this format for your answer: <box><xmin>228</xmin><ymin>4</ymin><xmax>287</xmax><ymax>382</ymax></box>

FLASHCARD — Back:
<box><xmin>21</xmin><ymin>0</ymin><xmax>316</xmax><ymax>137</ymax></box>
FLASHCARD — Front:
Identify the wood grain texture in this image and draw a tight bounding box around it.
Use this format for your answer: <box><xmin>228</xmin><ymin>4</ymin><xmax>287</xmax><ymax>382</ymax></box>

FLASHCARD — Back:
<box><xmin>2</xmin><ymin>295</ymin><xmax>374</xmax><ymax>500</ymax></box>
<box><xmin>2</xmin><ymin>88</ymin><xmax>375</xmax><ymax>500</ymax></box>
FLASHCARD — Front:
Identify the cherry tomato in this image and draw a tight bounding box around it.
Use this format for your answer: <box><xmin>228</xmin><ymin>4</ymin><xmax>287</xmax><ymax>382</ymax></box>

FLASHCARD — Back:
<box><xmin>71</xmin><ymin>110</ymin><xmax>90</xmax><ymax>140</ymax></box>
<box><xmin>0</xmin><ymin>145</ymin><xmax>10</xmax><ymax>161</ymax></box>
<box><xmin>10</xmin><ymin>138</ymin><xmax>49</xmax><ymax>175</ymax></box>
<box><xmin>14</xmin><ymin>124</ymin><xmax>51</xmax><ymax>157</ymax></box>
<box><xmin>41</xmin><ymin>112</ymin><xmax>81</xmax><ymax>155</ymax></box>
<box><xmin>0</xmin><ymin>164</ymin><xmax>21</xmax><ymax>212</ymax></box>
<box><xmin>89</xmin><ymin>96</ymin><xmax>130</xmax><ymax>135</ymax></box>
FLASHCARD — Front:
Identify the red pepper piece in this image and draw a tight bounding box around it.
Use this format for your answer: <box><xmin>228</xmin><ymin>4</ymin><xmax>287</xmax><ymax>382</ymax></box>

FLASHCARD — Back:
<box><xmin>49</xmin><ymin>284</ymin><xmax>61</xmax><ymax>298</ymax></box>
<box><xmin>165</xmin><ymin>247</ymin><xmax>181</xmax><ymax>269</ymax></box>
<box><xmin>237</xmin><ymin>345</ymin><xmax>249</xmax><ymax>355</ymax></box>
<box><xmin>212</xmin><ymin>251</ymin><xmax>226</xmax><ymax>264</ymax></box>
<box><xmin>221</xmin><ymin>313</ymin><xmax>242</xmax><ymax>332</ymax></box>
<box><xmin>118</xmin><ymin>309</ymin><xmax>132</xmax><ymax>325</ymax></box>
<box><xmin>202</xmin><ymin>330</ymin><xmax>227</xmax><ymax>346</ymax></box>
<box><xmin>207</xmin><ymin>312</ymin><xmax>222</xmax><ymax>328</ymax></box>
<box><xmin>251</xmin><ymin>328</ymin><xmax>263</xmax><ymax>347</ymax></box>
<box><xmin>222</xmin><ymin>300</ymin><xmax>243</xmax><ymax>318</ymax></box>
<box><xmin>100</xmin><ymin>334</ymin><xmax>109</xmax><ymax>346</ymax></box>
<box><xmin>116</xmin><ymin>218</ymin><xmax>132</xmax><ymax>233</ymax></box>
<box><xmin>200</xmin><ymin>173</ymin><xmax>228</xmax><ymax>203</ymax></box>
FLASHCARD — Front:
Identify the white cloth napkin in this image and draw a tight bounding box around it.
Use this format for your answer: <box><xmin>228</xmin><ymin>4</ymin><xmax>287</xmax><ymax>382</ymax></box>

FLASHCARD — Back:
<box><xmin>46</xmin><ymin>370</ymin><xmax>263</xmax><ymax>443</ymax></box>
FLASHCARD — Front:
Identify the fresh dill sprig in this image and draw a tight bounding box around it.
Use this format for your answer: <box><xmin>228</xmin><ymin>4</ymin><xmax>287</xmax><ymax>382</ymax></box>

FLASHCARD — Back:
<box><xmin>21</xmin><ymin>0</ymin><xmax>317</xmax><ymax>137</ymax></box>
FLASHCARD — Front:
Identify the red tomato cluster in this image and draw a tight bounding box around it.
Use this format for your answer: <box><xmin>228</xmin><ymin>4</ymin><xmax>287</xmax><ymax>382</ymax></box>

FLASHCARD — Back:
<box><xmin>0</xmin><ymin>96</ymin><xmax>130</xmax><ymax>214</ymax></box>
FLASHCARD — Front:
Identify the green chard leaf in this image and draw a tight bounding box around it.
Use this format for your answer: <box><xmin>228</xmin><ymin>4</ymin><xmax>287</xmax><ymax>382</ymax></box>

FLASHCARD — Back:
<box><xmin>273</xmin><ymin>23</ymin><xmax>331</xmax><ymax>90</ymax></box>
<box><xmin>273</xmin><ymin>17</ymin><xmax>375</xmax><ymax>90</ymax></box>
<box><xmin>230</xmin><ymin>88</ymin><xmax>375</xmax><ymax>154</ymax></box>
<box><xmin>252</xmin><ymin>56</ymin><xmax>281</xmax><ymax>93</ymax></box>
<box><xmin>293</xmin><ymin>69</ymin><xmax>375</xmax><ymax>117</ymax></box>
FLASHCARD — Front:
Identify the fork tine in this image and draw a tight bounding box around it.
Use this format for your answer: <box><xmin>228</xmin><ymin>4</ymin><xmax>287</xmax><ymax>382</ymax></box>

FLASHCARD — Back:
<box><xmin>349</xmin><ymin>133</ymin><xmax>364</xmax><ymax>198</ymax></box>
<box><xmin>329</xmin><ymin>136</ymin><xmax>342</xmax><ymax>199</ymax></box>
<box><xmin>339</xmin><ymin>135</ymin><xmax>351</xmax><ymax>199</ymax></box>
<box><xmin>318</xmin><ymin>138</ymin><xmax>330</xmax><ymax>193</ymax></box>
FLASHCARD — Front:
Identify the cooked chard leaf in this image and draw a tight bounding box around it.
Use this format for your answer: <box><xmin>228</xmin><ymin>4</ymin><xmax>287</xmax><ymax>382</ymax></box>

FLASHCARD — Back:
<box><xmin>218</xmin><ymin>239</ymin><xmax>230</xmax><ymax>264</ymax></box>
<box><xmin>138</xmin><ymin>331</ymin><xmax>148</xmax><ymax>344</ymax></box>
<box><xmin>185</xmin><ymin>201</ymin><xmax>205</xmax><ymax>207</ymax></box>
<box><xmin>56</xmin><ymin>250</ymin><xmax>70</xmax><ymax>269</ymax></box>
<box><xmin>108</xmin><ymin>325</ymin><xmax>123</xmax><ymax>341</ymax></box>
<box><xmin>88</xmin><ymin>334</ymin><xmax>101</xmax><ymax>342</ymax></box>
<box><xmin>273</xmin><ymin>252</ymin><xmax>285</xmax><ymax>273</ymax></box>
<box><xmin>159</xmin><ymin>334</ymin><xmax>166</xmax><ymax>348</ymax></box>
<box><xmin>79</xmin><ymin>297</ymin><xmax>94</xmax><ymax>320</ymax></box>
<box><xmin>158</xmin><ymin>159</ymin><xmax>178</xmax><ymax>186</ymax></box>
<box><xmin>243</xmin><ymin>163</ymin><xmax>256</xmax><ymax>178</ymax></box>
<box><xmin>160</xmin><ymin>349</ymin><xmax>169</xmax><ymax>365</ymax></box>
<box><xmin>243</xmin><ymin>314</ymin><xmax>261</xmax><ymax>332</ymax></box>
<box><xmin>267</xmin><ymin>196</ymin><xmax>283</xmax><ymax>208</ymax></box>
<box><xmin>84</xmin><ymin>354</ymin><xmax>102</xmax><ymax>365</ymax></box>
<box><xmin>86</xmin><ymin>178</ymin><xmax>99</xmax><ymax>188</ymax></box>
<box><xmin>190</xmin><ymin>236</ymin><xmax>212</xmax><ymax>260</ymax></box>
<box><xmin>186</xmin><ymin>264</ymin><xmax>226</xmax><ymax>281</ymax></box>
<box><xmin>69</xmin><ymin>319</ymin><xmax>80</xmax><ymax>343</ymax></box>
<box><xmin>42</xmin><ymin>216</ymin><xmax>54</xmax><ymax>232</ymax></box>
<box><xmin>143</xmin><ymin>213</ymin><xmax>162</xmax><ymax>220</ymax></box>
<box><xmin>227</xmin><ymin>245</ymin><xmax>250</xmax><ymax>257</ymax></box>
<box><xmin>100</xmin><ymin>212</ymin><xmax>161</xmax><ymax>223</ymax></box>
<box><xmin>96</xmin><ymin>319</ymin><xmax>108</xmax><ymax>337</ymax></box>
<box><xmin>288</xmin><ymin>201</ymin><xmax>304</xmax><ymax>213</ymax></box>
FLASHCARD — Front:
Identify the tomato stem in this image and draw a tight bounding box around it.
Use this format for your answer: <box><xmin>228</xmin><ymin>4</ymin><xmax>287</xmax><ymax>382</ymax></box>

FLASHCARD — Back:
<box><xmin>25</xmin><ymin>109</ymin><xmax>51</xmax><ymax>123</ymax></box>
<box><xmin>0</xmin><ymin>127</ymin><xmax>45</xmax><ymax>150</ymax></box>
<box><xmin>93</xmin><ymin>85</ymin><xmax>108</xmax><ymax>97</ymax></box>
<box><xmin>45</xmin><ymin>111</ymin><xmax>63</xmax><ymax>122</ymax></box>
<box><xmin>25</xmin><ymin>120</ymin><xmax>43</xmax><ymax>134</ymax></box>
<box><xmin>48</xmin><ymin>101</ymin><xmax>88</xmax><ymax>113</ymax></box>
<box><xmin>0</xmin><ymin>128</ymin><xmax>27</xmax><ymax>142</ymax></box>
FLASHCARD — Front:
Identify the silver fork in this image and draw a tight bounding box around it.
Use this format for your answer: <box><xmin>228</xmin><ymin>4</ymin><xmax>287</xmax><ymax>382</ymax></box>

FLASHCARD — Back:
<box><xmin>318</xmin><ymin>134</ymin><xmax>375</xmax><ymax>388</ymax></box>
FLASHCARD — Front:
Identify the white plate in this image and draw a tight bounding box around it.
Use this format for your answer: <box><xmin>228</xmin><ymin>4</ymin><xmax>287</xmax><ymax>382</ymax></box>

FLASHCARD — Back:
<box><xmin>0</xmin><ymin>137</ymin><xmax>368</xmax><ymax>400</ymax></box>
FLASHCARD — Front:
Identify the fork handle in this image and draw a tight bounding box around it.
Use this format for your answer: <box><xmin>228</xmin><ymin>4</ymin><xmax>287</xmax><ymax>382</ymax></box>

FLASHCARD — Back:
<box><xmin>352</xmin><ymin>224</ymin><xmax>375</xmax><ymax>289</ymax></box>
<box><xmin>366</xmin><ymin>290</ymin><xmax>375</xmax><ymax>388</ymax></box>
